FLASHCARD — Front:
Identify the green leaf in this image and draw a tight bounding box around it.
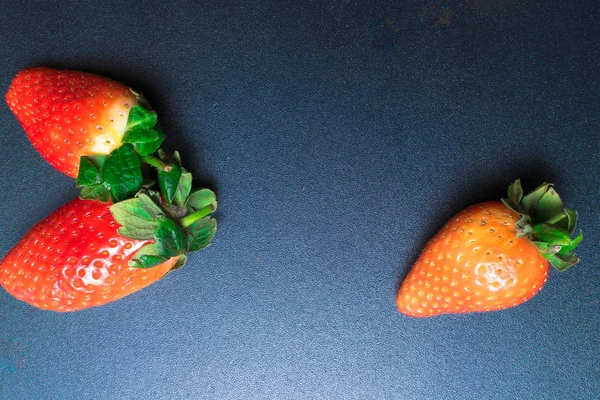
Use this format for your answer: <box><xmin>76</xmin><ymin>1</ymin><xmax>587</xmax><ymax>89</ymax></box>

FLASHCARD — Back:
<box><xmin>186</xmin><ymin>189</ymin><xmax>217</xmax><ymax>213</ymax></box>
<box><xmin>154</xmin><ymin>217</ymin><xmax>187</xmax><ymax>257</ymax></box>
<box><xmin>173</xmin><ymin>171</ymin><xmax>192</xmax><ymax>206</ymax></box>
<box><xmin>507</xmin><ymin>179</ymin><xmax>524</xmax><ymax>206</ymax></box>
<box><xmin>109</xmin><ymin>194</ymin><xmax>164</xmax><ymax>240</ymax></box>
<box><xmin>521</xmin><ymin>183</ymin><xmax>550</xmax><ymax>214</ymax></box>
<box><xmin>158</xmin><ymin>164</ymin><xmax>182</xmax><ymax>205</ymax></box>
<box><xmin>102</xmin><ymin>144</ymin><xmax>143</xmax><ymax>202</ymax></box>
<box><xmin>186</xmin><ymin>217</ymin><xmax>217</xmax><ymax>252</ymax></box>
<box><xmin>536</xmin><ymin>187</ymin><xmax>564</xmax><ymax>223</ymax></box>
<box><xmin>129</xmin><ymin>243</ymin><xmax>169</xmax><ymax>269</ymax></box>
<box><xmin>533</xmin><ymin>224</ymin><xmax>572</xmax><ymax>246</ymax></box>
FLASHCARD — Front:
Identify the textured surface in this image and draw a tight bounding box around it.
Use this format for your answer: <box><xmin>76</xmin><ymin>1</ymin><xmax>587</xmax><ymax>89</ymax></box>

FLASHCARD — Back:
<box><xmin>6</xmin><ymin>67</ymin><xmax>137</xmax><ymax>177</ymax></box>
<box><xmin>397</xmin><ymin>201</ymin><xmax>550</xmax><ymax>317</ymax></box>
<box><xmin>0</xmin><ymin>198</ymin><xmax>175</xmax><ymax>312</ymax></box>
<box><xmin>0</xmin><ymin>0</ymin><xmax>598</xmax><ymax>399</ymax></box>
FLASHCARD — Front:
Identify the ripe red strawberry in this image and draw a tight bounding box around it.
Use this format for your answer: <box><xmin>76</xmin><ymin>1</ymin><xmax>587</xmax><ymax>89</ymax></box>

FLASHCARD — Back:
<box><xmin>5</xmin><ymin>67</ymin><xmax>140</xmax><ymax>178</ymax></box>
<box><xmin>0</xmin><ymin>194</ymin><xmax>217</xmax><ymax>312</ymax></box>
<box><xmin>396</xmin><ymin>180</ymin><xmax>582</xmax><ymax>317</ymax></box>
<box><xmin>3</xmin><ymin>68</ymin><xmax>218</xmax><ymax>312</ymax></box>
<box><xmin>0</xmin><ymin>199</ymin><xmax>174</xmax><ymax>311</ymax></box>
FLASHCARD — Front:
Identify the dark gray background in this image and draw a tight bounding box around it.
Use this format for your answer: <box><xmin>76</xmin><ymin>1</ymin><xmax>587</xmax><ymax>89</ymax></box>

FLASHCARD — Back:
<box><xmin>0</xmin><ymin>1</ymin><xmax>599</xmax><ymax>399</ymax></box>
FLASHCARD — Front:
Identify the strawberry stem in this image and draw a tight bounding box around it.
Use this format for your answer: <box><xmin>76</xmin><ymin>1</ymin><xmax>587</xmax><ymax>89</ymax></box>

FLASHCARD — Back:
<box><xmin>141</xmin><ymin>155</ymin><xmax>172</xmax><ymax>172</ymax></box>
<box><xmin>179</xmin><ymin>205</ymin><xmax>214</xmax><ymax>228</ymax></box>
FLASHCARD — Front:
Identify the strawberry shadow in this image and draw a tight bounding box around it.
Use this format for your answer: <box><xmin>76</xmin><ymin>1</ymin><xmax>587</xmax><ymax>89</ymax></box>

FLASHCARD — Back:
<box><xmin>393</xmin><ymin>158</ymin><xmax>558</xmax><ymax>293</ymax></box>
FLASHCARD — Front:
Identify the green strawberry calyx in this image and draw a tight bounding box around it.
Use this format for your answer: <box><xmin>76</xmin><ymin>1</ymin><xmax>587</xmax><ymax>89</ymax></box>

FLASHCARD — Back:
<box><xmin>501</xmin><ymin>179</ymin><xmax>582</xmax><ymax>271</ymax></box>
<box><xmin>76</xmin><ymin>103</ymin><xmax>217</xmax><ymax>269</ymax></box>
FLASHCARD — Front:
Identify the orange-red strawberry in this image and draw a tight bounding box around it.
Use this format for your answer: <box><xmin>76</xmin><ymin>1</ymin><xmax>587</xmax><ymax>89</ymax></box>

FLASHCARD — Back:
<box><xmin>5</xmin><ymin>67</ymin><xmax>141</xmax><ymax>178</ymax></box>
<box><xmin>397</xmin><ymin>180</ymin><xmax>582</xmax><ymax>317</ymax></box>
<box><xmin>0</xmin><ymin>194</ymin><xmax>217</xmax><ymax>312</ymax></box>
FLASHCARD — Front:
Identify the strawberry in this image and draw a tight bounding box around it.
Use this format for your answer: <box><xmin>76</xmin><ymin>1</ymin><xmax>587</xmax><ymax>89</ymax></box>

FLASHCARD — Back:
<box><xmin>0</xmin><ymin>194</ymin><xmax>217</xmax><ymax>312</ymax></box>
<box><xmin>5</xmin><ymin>67</ymin><xmax>144</xmax><ymax>178</ymax></box>
<box><xmin>396</xmin><ymin>180</ymin><xmax>582</xmax><ymax>317</ymax></box>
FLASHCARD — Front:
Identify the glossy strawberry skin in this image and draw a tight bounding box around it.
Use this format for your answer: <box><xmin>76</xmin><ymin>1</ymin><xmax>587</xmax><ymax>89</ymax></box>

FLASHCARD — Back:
<box><xmin>397</xmin><ymin>201</ymin><xmax>549</xmax><ymax>317</ymax></box>
<box><xmin>0</xmin><ymin>199</ymin><xmax>176</xmax><ymax>312</ymax></box>
<box><xmin>5</xmin><ymin>67</ymin><xmax>138</xmax><ymax>178</ymax></box>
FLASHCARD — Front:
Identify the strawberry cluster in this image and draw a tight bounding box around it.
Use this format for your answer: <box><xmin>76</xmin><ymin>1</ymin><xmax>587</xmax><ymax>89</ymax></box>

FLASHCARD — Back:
<box><xmin>1</xmin><ymin>67</ymin><xmax>217</xmax><ymax>311</ymax></box>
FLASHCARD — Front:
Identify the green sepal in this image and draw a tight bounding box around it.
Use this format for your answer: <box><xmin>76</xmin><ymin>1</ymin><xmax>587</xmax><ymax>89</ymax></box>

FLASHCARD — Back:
<box><xmin>186</xmin><ymin>188</ymin><xmax>217</xmax><ymax>213</ymax></box>
<box><xmin>173</xmin><ymin>171</ymin><xmax>192</xmax><ymax>206</ymax></box>
<box><xmin>122</xmin><ymin>126</ymin><xmax>160</xmax><ymax>144</ymax></box>
<box><xmin>532</xmin><ymin>224</ymin><xmax>572</xmax><ymax>246</ymax></box>
<box><xmin>172</xmin><ymin>151</ymin><xmax>182</xmax><ymax>166</ymax></box>
<box><xmin>158</xmin><ymin>164</ymin><xmax>182</xmax><ymax>205</ymax></box>
<box><xmin>558</xmin><ymin>231</ymin><xmax>583</xmax><ymax>255</ymax></box>
<box><xmin>170</xmin><ymin>254</ymin><xmax>187</xmax><ymax>271</ymax></box>
<box><xmin>139</xmin><ymin>188</ymin><xmax>162</xmax><ymax>206</ymax></box>
<box><xmin>186</xmin><ymin>217</ymin><xmax>217</xmax><ymax>252</ymax></box>
<box><xmin>121</xmin><ymin>106</ymin><xmax>165</xmax><ymax>156</ymax></box>
<box><xmin>501</xmin><ymin>198</ymin><xmax>521</xmax><ymax>215</ymax></box>
<box><xmin>77</xmin><ymin>156</ymin><xmax>103</xmax><ymax>186</ymax></box>
<box><xmin>109</xmin><ymin>193</ymin><xmax>165</xmax><ymax>240</ymax></box>
<box><xmin>129</xmin><ymin>244</ymin><xmax>169</xmax><ymax>269</ymax></box>
<box><xmin>102</xmin><ymin>144</ymin><xmax>143</xmax><ymax>202</ymax></box>
<box><xmin>142</xmin><ymin>179</ymin><xmax>156</xmax><ymax>189</ymax></box>
<box><xmin>506</xmin><ymin>179</ymin><xmax>524</xmax><ymax>209</ymax></box>
<box><xmin>126</xmin><ymin>106</ymin><xmax>158</xmax><ymax>132</ymax></box>
<box><xmin>129</xmin><ymin>89</ymin><xmax>152</xmax><ymax>111</ymax></box>
<box><xmin>566</xmin><ymin>210</ymin><xmax>578</xmax><ymax>234</ymax></box>
<box><xmin>520</xmin><ymin>183</ymin><xmax>551</xmax><ymax>214</ymax></box>
<box><xmin>154</xmin><ymin>217</ymin><xmax>187</xmax><ymax>257</ymax></box>
<box><xmin>515</xmin><ymin>215</ymin><xmax>534</xmax><ymax>238</ymax></box>
<box><xmin>79</xmin><ymin>108</ymin><xmax>219</xmax><ymax>272</ymax></box>
<box><xmin>536</xmin><ymin>187</ymin><xmax>564</xmax><ymax>223</ymax></box>
<box><xmin>77</xmin><ymin>155</ymin><xmax>111</xmax><ymax>202</ymax></box>
<box><xmin>532</xmin><ymin>241</ymin><xmax>562</xmax><ymax>255</ymax></box>
<box><xmin>80</xmin><ymin>184</ymin><xmax>111</xmax><ymax>202</ymax></box>
<box><xmin>136</xmin><ymin>127</ymin><xmax>164</xmax><ymax>156</ymax></box>
<box><xmin>543</xmin><ymin>252</ymin><xmax>579</xmax><ymax>272</ymax></box>
<box><xmin>502</xmin><ymin>180</ymin><xmax>582</xmax><ymax>271</ymax></box>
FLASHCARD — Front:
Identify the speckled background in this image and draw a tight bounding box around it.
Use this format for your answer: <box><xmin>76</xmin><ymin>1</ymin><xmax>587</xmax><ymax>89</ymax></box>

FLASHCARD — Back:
<box><xmin>0</xmin><ymin>1</ymin><xmax>598</xmax><ymax>399</ymax></box>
